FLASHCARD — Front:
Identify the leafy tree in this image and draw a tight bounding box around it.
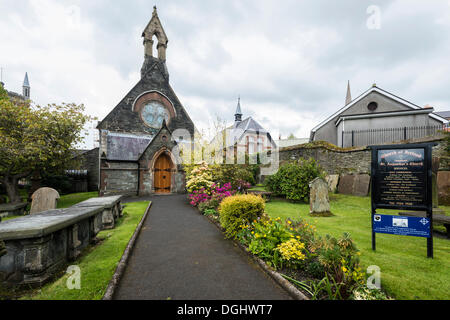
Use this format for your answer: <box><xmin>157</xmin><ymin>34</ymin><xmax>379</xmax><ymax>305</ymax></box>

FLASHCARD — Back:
<box><xmin>0</xmin><ymin>85</ymin><xmax>92</xmax><ymax>203</ymax></box>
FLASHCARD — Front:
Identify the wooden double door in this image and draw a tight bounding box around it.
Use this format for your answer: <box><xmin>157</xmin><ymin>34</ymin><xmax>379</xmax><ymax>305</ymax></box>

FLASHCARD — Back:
<box><xmin>154</xmin><ymin>153</ymin><xmax>172</xmax><ymax>193</ymax></box>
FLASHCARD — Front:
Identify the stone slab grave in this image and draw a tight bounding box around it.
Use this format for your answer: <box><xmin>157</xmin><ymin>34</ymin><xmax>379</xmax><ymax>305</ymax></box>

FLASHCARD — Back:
<box><xmin>30</xmin><ymin>187</ymin><xmax>60</xmax><ymax>214</ymax></box>
<box><xmin>73</xmin><ymin>195</ymin><xmax>123</xmax><ymax>229</ymax></box>
<box><xmin>353</xmin><ymin>174</ymin><xmax>370</xmax><ymax>197</ymax></box>
<box><xmin>337</xmin><ymin>174</ymin><xmax>370</xmax><ymax>197</ymax></box>
<box><xmin>0</xmin><ymin>205</ymin><xmax>104</xmax><ymax>287</ymax></box>
<box><xmin>0</xmin><ymin>202</ymin><xmax>28</xmax><ymax>218</ymax></box>
<box><xmin>337</xmin><ymin>174</ymin><xmax>356</xmax><ymax>195</ymax></box>
<box><xmin>325</xmin><ymin>175</ymin><xmax>339</xmax><ymax>193</ymax></box>
<box><xmin>309</xmin><ymin>177</ymin><xmax>331</xmax><ymax>216</ymax></box>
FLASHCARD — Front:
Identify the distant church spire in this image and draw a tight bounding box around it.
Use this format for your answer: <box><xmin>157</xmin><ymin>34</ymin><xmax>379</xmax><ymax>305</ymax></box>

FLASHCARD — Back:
<box><xmin>235</xmin><ymin>96</ymin><xmax>243</xmax><ymax>123</ymax></box>
<box><xmin>142</xmin><ymin>6</ymin><xmax>169</xmax><ymax>62</ymax></box>
<box><xmin>23</xmin><ymin>72</ymin><xmax>30</xmax><ymax>99</ymax></box>
<box><xmin>345</xmin><ymin>80</ymin><xmax>351</xmax><ymax>105</ymax></box>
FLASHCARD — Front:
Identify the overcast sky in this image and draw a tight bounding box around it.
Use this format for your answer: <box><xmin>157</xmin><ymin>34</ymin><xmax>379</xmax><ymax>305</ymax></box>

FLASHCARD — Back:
<box><xmin>1</xmin><ymin>0</ymin><xmax>449</xmax><ymax>148</ymax></box>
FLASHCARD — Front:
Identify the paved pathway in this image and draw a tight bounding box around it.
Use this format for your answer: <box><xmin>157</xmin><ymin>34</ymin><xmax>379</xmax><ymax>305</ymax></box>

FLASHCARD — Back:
<box><xmin>114</xmin><ymin>194</ymin><xmax>291</xmax><ymax>300</ymax></box>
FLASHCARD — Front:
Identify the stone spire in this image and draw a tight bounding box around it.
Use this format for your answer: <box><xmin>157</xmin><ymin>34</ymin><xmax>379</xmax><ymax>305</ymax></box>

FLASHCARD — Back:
<box><xmin>142</xmin><ymin>6</ymin><xmax>168</xmax><ymax>61</ymax></box>
<box><xmin>345</xmin><ymin>80</ymin><xmax>351</xmax><ymax>105</ymax></box>
<box><xmin>23</xmin><ymin>72</ymin><xmax>30</xmax><ymax>99</ymax></box>
<box><xmin>235</xmin><ymin>96</ymin><xmax>243</xmax><ymax>123</ymax></box>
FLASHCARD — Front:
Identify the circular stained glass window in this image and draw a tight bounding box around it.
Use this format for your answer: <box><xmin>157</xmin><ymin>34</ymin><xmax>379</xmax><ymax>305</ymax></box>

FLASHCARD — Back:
<box><xmin>141</xmin><ymin>101</ymin><xmax>170</xmax><ymax>128</ymax></box>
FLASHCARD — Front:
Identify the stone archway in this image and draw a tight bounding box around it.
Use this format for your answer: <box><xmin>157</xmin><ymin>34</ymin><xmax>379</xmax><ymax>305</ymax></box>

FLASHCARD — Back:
<box><xmin>148</xmin><ymin>148</ymin><xmax>178</xmax><ymax>194</ymax></box>
<box><xmin>153</xmin><ymin>152</ymin><xmax>172</xmax><ymax>193</ymax></box>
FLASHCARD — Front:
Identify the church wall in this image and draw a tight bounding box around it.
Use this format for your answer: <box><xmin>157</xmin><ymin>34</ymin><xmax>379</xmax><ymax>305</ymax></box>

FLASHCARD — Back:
<box><xmin>100</xmin><ymin>161</ymin><xmax>139</xmax><ymax>196</ymax></box>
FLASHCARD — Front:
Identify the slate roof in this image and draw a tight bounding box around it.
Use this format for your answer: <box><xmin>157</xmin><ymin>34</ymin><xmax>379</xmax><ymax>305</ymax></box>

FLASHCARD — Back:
<box><xmin>434</xmin><ymin>111</ymin><xmax>450</xmax><ymax>120</ymax></box>
<box><xmin>233</xmin><ymin>116</ymin><xmax>266</xmax><ymax>132</ymax></box>
<box><xmin>213</xmin><ymin>116</ymin><xmax>273</xmax><ymax>148</ymax></box>
<box><xmin>105</xmin><ymin>132</ymin><xmax>154</xmax><ymax>161</ymax></box>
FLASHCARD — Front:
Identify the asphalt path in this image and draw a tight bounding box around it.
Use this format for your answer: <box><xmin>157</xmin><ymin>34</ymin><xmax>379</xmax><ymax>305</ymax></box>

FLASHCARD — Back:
<box><xmin>114</xmin><ymin>194</ymin><xmax>291</xmax><ymax>300</ymax></box>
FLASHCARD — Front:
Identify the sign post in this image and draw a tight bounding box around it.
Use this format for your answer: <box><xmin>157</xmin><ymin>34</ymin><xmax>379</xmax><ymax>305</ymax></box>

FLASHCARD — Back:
<box><xmin>370</xmin><ymin>143</ymin><xmax>435</xmax><ymax>258</ymax></box>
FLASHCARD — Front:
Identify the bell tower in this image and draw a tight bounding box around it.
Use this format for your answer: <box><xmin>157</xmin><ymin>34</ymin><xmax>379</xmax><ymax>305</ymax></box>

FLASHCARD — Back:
<box><xmin>142</xmin><ymin>6</ymin><xmax>168</xmax><ymax>61</ymax></box>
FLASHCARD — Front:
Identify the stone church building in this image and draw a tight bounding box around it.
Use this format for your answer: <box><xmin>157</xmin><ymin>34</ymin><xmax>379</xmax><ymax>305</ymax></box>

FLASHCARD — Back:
<box><xmin>97</xmin><ymin>7</ymin><xmax>195</xmax><ymax>196</ymax></box>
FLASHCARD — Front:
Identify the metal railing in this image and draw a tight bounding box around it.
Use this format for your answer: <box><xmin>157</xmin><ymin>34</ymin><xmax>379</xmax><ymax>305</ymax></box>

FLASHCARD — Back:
<box><xmin>341</xmin><ymin>124</ymin><xmax>448</xmax><ymax>148</ymax></box>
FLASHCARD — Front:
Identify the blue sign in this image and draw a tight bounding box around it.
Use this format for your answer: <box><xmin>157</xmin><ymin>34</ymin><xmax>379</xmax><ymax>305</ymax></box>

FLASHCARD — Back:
<box><xmin>373</xmin><ymin>214</ymin><xmax>431</xmax><ymax>238</ymax></box>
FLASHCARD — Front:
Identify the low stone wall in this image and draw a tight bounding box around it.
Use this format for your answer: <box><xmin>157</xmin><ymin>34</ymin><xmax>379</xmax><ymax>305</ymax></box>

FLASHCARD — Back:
<box><xmin>0</xmin><ymin>195</ymin><xmax>123</xmax><ymax>288</ymax></box>
<box><xmin>277</xmin><ymin>137</ymin><xmax>450</xmax><ymax>204</ymax></box>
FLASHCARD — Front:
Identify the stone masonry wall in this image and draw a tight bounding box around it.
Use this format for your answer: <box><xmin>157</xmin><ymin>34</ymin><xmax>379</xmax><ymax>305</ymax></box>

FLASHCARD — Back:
<box><xmin>279</xmin><ymin>137</ymin><xmax>448</xmax><ymax>174</ymax></box>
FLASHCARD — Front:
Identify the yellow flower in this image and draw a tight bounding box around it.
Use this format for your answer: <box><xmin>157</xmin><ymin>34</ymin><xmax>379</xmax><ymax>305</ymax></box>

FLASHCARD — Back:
<box><xmin>342</xmin><ymin>266</ymin><xmax>348</xmax><ymax>273</ymax></box>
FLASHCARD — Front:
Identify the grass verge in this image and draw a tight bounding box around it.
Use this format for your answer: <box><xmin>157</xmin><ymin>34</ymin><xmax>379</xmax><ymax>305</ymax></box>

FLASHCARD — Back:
<box><xmin>264</xmin><ymin>194</ymin><xmax>450</xmax><ymax>300</ymax></box>
<box><xmin>20</xmin><ymin>200</ymin><xmax>150</xmax><ymax>300</ymax></box>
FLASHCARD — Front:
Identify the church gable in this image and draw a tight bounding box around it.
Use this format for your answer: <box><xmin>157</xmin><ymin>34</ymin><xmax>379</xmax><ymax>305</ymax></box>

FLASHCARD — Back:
<box><xmin>97</xmin><ymin>58</ymin><xmax>194</xmax><ymax>137</ymax></box>
<box><xmin>341</xmin><ymin>90</ymin><xmax>415</xmax><ymax>117</ymax></box>
<box><xmin>97</xmin><ymin>7</ymin><xmax>194</xmax><ymax>140</ymax></box>
<box><xmin>98</xmin><ymin>7</ymin><xmax>192</xmax><ymax>196</ymax></box>
<box><xmin>138</xmin><ymin>120</ymin><xmax>178</xmax><ymax>166</ymax></box>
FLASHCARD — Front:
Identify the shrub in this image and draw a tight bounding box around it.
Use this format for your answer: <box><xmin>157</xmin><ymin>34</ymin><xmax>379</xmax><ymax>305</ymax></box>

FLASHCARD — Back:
<box><xmin>188</xmin><ymin>188</ymin><xmax>210</xmax><ymax>207</ymax></box>
<box><xmin>308</xmin><ymin>233</ymin><xmax>364</xmax><ymax>299</ymax></box>
<box><xmin>186</xmin><ymin>161</ymin><xmax>214</xmax><ymax>194</ymax></box>
<box><xmin>244</xmin><ymin>216</ymin><xmax>293</xmax><ymax>268</ymax></box>
<box><xmin>265</xmin><ymin>158</ymin><xmax>325</xmax><ymax>202</ymax></box>
<box><xmin>211</xmin><ymin>164</ymin><xmax>256</xmax><ymax>190</ymax></box>
<box><xmin>203</xmin><ymin>209</ymin><xmax>218</xmax><ymax>217</ymax></box>
<box><xmin>219</xmin><ymin>194</ymin><xmax>265</xmax><ymax>239</ymax></box>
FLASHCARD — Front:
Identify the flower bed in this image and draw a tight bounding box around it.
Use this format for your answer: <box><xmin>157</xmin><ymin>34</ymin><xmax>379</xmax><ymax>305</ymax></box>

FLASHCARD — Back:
<box><xmin>185</xmin><ymin>163</ymin><xmax>387</xmax><ymax>300</ymax></box>
<box><xmin>234</xmin><ymin>212</ymin><xmax>386</xmax><ymax>300</ymax></box>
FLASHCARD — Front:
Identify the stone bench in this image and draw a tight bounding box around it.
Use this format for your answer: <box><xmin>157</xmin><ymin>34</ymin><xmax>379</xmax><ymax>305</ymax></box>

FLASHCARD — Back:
<box><xmin>72</xmin><ymin>195</ymin><xmax>123</xmax><ymax>230</ymax></box>
<box><xmin>0</xmin><ymin>202</ymin><xmax>28</xmax><ymax>218</ymax></box>
<box><xmin>0</xmin><ymin>205</ymin><xmax>105</xmax><ymax>287</ymax></box>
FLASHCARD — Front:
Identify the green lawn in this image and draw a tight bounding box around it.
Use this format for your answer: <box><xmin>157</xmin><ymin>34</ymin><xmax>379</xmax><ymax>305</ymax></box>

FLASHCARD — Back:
<box><xmin>21</xmin><ymin>201</ymin><xmax>150</xmax><ymax>300</ymax></box>
<box><xmin>57</xmin><ymin>192</ymin><xmax>99</xmax><ymax>208</ymax></box>
<box><xmin>264</xmin><ymin>194</ymin><xmax>450</xmax><ymax>300</ymax></box>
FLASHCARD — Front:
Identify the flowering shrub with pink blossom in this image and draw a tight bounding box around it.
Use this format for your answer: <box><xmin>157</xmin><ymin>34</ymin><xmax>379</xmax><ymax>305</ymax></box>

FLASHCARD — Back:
<box><xmin>188</xmin><ymin>188</ymin><xmax>211</xmax><ymax>207</ymax></box>
<box><xmin>188</xmin><ymin>182</ymin><xmax>237</xmax><ymax>208</ymax></box>
<box><xmin>210</xmin><ymin>182</ymin><xmax>235</xmax><ymax>201</ymax></box>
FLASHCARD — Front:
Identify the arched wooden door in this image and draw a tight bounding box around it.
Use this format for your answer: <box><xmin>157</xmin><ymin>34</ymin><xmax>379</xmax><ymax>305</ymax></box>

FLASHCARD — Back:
<box><xmin>154</xmin><ymin>153</ymin><xmax>172</xmax><ymax>193</ymax></box>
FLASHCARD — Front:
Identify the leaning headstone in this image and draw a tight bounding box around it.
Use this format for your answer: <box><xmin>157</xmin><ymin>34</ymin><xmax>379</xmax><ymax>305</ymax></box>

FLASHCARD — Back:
<box><xmin>437</xmin><ymin>171</ymin><xmax>450</xmax><ymax>205</ymax></box>
<box><xmin>353</xmin><ymin>174</ymin><xmax>371</xmax><ymax>197</ymax></box>
<box><xmin>309</xmin><ymin>177</ymin><xmax>332</xmax><ymax>216</ymax></box>
<box><xmin>30</xmin><ymin>187</ymin><xmax>60</xmax><ymax>214</ymax></box>
<box><xmin>338</xmin><ymin>174</ymin><xmax>355</xmax><ymax>195</ymax></box>
<box><xmin>325</xmin><ymin>175</ymin><xmax>339</xmax><ymax>193</ymax></box>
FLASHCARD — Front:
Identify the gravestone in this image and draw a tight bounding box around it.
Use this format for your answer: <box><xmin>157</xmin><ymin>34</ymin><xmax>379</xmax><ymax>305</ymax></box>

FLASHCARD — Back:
<box><xmin>353</xmin><ymin>174</ymin><xmax>371</xmax><ymax>196</ymax></box>
<box><xmin>325</xmin><ymin>175</ymin><xmax>339</xmax><ymax>193</ymax></box>
<box><xmin>338</xmin><ymin>174</ymin><xmax>355</xmax><ymax>195</ymax></box>
<box><xmin>437</xmin><ymin>171</ymin><xmax>450</xmax><ymax>205</ymax></box>
<box><xmin>309</xmin><ymin>177</ymin><xmax>331</xmax><ymax>215</ymax></box>
<box><xmin>30</xmin><ymin>187</ymin><xmax>60</xmax><ymax>214</ymax></box>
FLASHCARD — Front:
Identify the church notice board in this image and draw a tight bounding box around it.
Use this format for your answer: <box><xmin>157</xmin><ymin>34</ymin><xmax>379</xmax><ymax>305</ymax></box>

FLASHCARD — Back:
<box><xmin>370</xmin><ymin>143</ymin><xmax>435</xmax><ymax>258</ymax></box>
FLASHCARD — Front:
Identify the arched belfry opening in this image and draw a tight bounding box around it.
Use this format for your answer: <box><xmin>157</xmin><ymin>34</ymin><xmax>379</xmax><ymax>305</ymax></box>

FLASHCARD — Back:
<box><xmin>142</xmin><ymin>6</ymin><xmax>168</xmax><ymax>61</ymax></box>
